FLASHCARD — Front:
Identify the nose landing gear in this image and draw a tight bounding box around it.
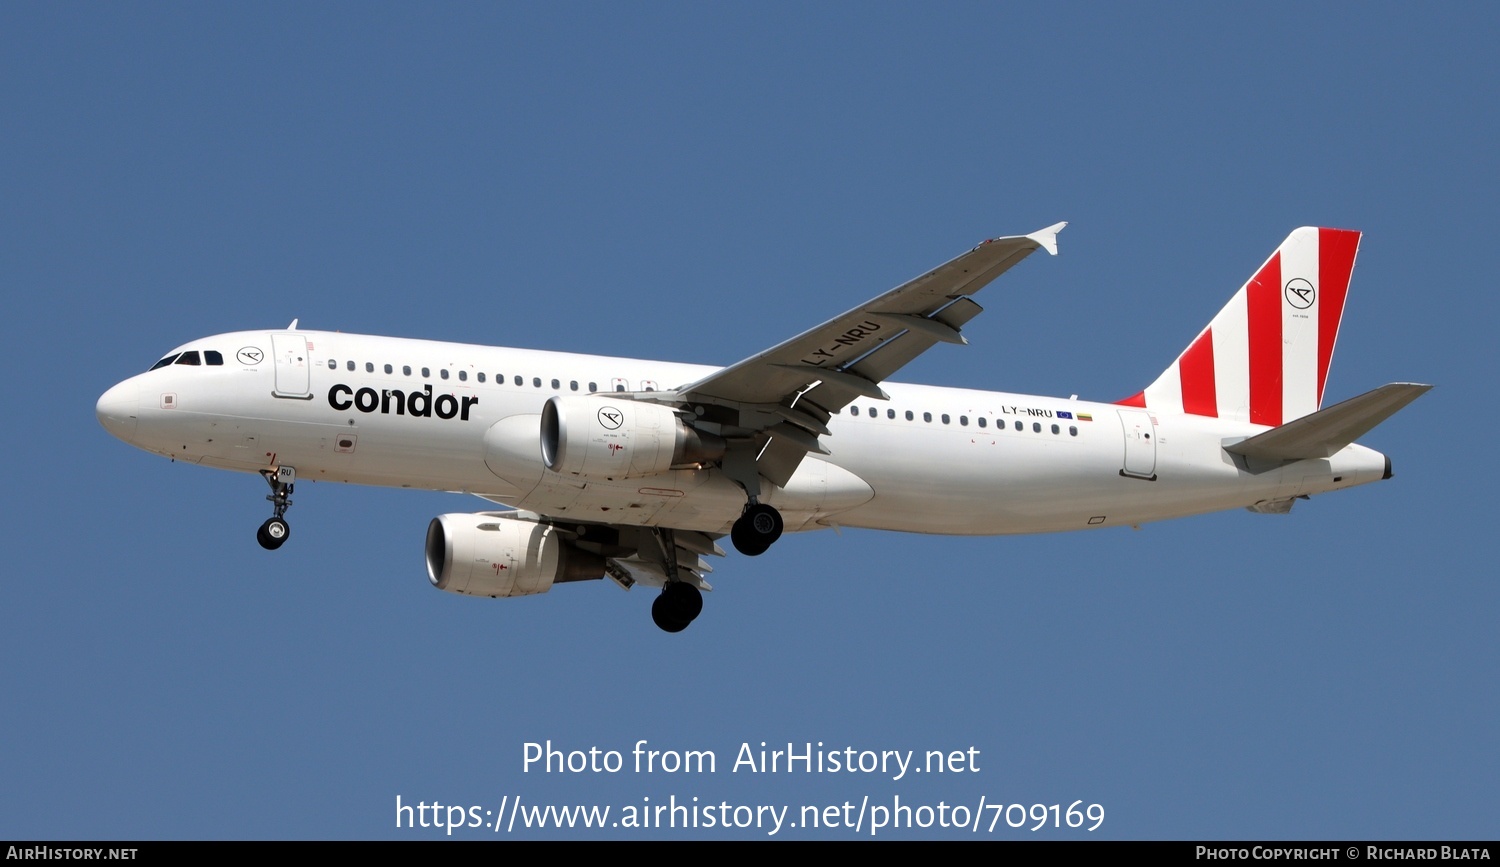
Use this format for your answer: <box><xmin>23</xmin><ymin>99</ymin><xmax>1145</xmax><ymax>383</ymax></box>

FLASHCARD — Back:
<box><xmin>257</xmin><ymin>466</ymin><xmax>295</xmax><ymax>550</ymax></box>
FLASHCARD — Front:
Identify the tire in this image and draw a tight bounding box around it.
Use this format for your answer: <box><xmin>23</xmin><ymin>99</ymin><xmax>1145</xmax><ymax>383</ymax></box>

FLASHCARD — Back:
<box><xmin>730</xmin><ymin>504</ymin><xmax>782</xmax><ymax>556</ymax></box>
<box><xmin>663</xmin><ymin>581</ymin><xmax>703</xmax><ymax>621</ymax></box>
<box><xmin>651</xmin><ymin>594</ymin><xmax>691</xmax><ymax>632</ymax></box>
<box><xmin>258</xmin><ymin>517</ymin><xmax>289</xmax><ymax>550</ymax></box>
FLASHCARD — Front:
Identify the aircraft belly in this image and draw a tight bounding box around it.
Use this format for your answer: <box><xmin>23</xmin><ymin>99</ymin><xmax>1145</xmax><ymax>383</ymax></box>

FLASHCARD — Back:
<box><xmin>762</xmin><ymin>458</ymin><xmax>874</xmax><ymax>531</ymax></box>
<box><xmin>233</xmin><ymin>409</ymin><xmax>493</xmax><ymax>491</ymax></box>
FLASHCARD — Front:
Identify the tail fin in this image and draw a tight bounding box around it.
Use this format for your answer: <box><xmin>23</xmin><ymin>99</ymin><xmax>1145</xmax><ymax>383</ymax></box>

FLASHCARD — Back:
<box><xmin>1119</xmin><ymin>227</ymin><xmax>1360</xmax><ymax>426</ymax></box>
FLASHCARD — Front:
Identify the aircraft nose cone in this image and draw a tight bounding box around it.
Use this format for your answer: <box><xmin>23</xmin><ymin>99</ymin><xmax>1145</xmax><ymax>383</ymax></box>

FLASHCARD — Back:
<box><xmin>96</xmin><ymin>380</ymin><xmax>139</xmax><ymax>442</ymax></box>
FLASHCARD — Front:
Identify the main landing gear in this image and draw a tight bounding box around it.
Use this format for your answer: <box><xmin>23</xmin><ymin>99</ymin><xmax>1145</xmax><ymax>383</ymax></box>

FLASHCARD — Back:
<box><xmin>256</xmin><ymin>466</ymin><xmax>295</xmax><ymax>550</ymax></box>
<box><xmin>730</xmin><ymin>501</ymin><xmax>782</xmax><ymax>557</ymax></box>
<box><xmin>646</xmin><ymin>527</ymin><xmax>707</xmax><ymax>633</ymax></box>
<box><xmin>651</xmin><ymin>581</ymin><xmax>703</xmax><ymax>633</ymax></box>
<box><xmin>649</xmin><ymin>500</ymin><xmax>782</xmax><ymax>633</ymax></box>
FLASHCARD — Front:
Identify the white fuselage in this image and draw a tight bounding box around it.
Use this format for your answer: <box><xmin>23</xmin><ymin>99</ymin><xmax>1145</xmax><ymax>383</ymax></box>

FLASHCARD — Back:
<box><xmin>96</xmin><ymin>329</ymin><xmax>1391</xmax><ymax>538</ymax></box>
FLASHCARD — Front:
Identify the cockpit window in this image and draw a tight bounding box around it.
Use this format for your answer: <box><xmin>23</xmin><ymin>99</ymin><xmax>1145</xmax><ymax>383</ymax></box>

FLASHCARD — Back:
<box><xmin>174</xmin><ymin>351</ymin><xmax>201</xmax><ymax>366</ymax></box>
<box><xmin>149</xmin><ymin>353</ymin><xmax>180</xmax><ymax>371</ymax></box>
<box><xmin>205</xmin><ymin>351</ymin><xmax>223</xmax><ymax>366</ymax></box>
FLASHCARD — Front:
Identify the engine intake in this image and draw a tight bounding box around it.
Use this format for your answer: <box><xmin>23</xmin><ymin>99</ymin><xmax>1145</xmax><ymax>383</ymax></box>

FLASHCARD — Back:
<box><xmin>425</xmin><ymin>513</ymin><xmax>604</xmax><ymax>598</ymax></box>
<box><xmin>540</xmin><ymin>395</ymin><xmax>725</xmax><ymax>480</ymax></box>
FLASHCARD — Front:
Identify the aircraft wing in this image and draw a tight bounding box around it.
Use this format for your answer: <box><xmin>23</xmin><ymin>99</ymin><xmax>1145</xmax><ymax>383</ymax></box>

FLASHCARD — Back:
<box><xmin>682</xmin><ymin>222</ymin><xmax>1065</xmax><ymax>409</ymax></box>
<box><xmin>662</xmin><ymin>223</ymin><xmax>1065</xmax><ymax>486</ymax></box>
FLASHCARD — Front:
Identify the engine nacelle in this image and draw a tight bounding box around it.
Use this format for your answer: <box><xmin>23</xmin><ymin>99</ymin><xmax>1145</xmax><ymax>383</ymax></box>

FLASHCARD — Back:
<box><xmin>540</xmin><ymin>395</ymin><xmax>725</xmax><ymax>480</ymax></box>
<box><xmin>425</xmin><ymin>513</ymin><xmax>605</xmax><ymax>598</ymax></box>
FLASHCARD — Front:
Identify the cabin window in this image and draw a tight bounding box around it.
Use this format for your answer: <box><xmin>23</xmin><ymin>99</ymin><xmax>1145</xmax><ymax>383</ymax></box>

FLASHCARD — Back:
<box><xmin>421</xmin><ymin>367</ymin><xmax>430</xmax><ymax>378</ymax></box>
<box><xmin>977</xmin><ymin>417</ymin><xmax>987</xmax><ymax>428</ymax></box>
<box><xmin>615</xmin><ymin>383</ymin><xmax>625</xmax><ymax>392</ymax></box>
<box><xmin>1014</xmin><ymin>420</ymin><xmax>1022</xmax><ymax>431</ymax></box>
<box><xmin>1051</xmin><ymin>423</ymin><xmax>1060</xmax><ymax>435</ymax></box>
<box><xmin>345</xmin><ymin>360</ymin><xmax>354</xmax><ymax>371</ymax></box>
<box><xmin>327</xmin><ymin>359</ymin><xmax>337</xmax><ymax>370</ymax></box>
<box><xmin>923</xmin><ymin>412</ymin><xmax>932</xmax><ymax>423</ymax></box>
<box><xmin>940</xmin><ymin>414</ymin><xmax>949</xmax><ymax>424</ymax></box>
<box><xmin>1033</xmin><ymin>422</ymin><xmax>1042</xmax><ymax>433</ymax></box>
<box><xmin>868</xmin><ymin>407</ymin><xmax>877</xmax><ymax>418</ymax></box>
<box><xmin>384</xmin><ymin>364</ymin><xmax>393</xmax><ymax>374</ymax></box>
<box><xmin>905</xmin><ymin>410</ymin><xmax>914</xmax><ymax>421</ymax></box>
<box><xmin>551</xmin><ymin>378</ymin><xmax>560</xmax><ymax>390</ymax></box>
<box><xmin>458</xmin><ymin>370</ymin><xmax>467</xmax><ymax>381</ymax></box>
<box><xmin>514</xmin><ymin>376</ymin><xmax>523</xmax><ymax>386</ymax></box>
<box><xmin>205</xmin><ymin>351</ymin><xmax>223</xmax><ymax>366</ymax></box>
<box><xmin>403</xmin><ymin>366</ymin><xmax>412</xmax><ymax>376</ymax></box>
<box><xmin>959</xmin><ymin>415</ymin><xmax>968</xmax><ymax>426</ymax></box>
<box><xmin>887</xmin><ymin>408</ymin><xmax>895</xmax><ymax>419</ymax></box>
<box><xmin>570</xmin><ymin>380</ymin><xmax>579</xmax><ymax>391</ymax></box>
<box><xmin>533</xmin><ymin>377</ymin><xmax>542</xmax><ymax>388</ymax></box>
<box><xmin>589</xmin><ymin>382</ymin><xmax>598</xmax><ymax>392</ymax></box>
<box><xmin>365</xmin><ymin>362</ymin><xmax>374</xmax><ymax>373</ymax></box>
<box><xmin>477</xmin><ymin>373</ymin><xmax>485</xmax><ymax>383</ymax></box>
<box><xmin>849</xmin><ymin>406</ymin><xmax>859</xmax><ymax>416</ymax></box>
<box><xmin>440</xmin><ymin>369</ymin><xmax>449</xmax><ymax>380</ymax></box>
<box><xmin>1069</xmin><ymin>426</ymin><xmax>1078</xmax><ymax>436</ymax></box>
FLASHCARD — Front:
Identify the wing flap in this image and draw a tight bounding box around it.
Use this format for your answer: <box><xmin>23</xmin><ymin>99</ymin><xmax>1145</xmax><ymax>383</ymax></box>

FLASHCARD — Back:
<box><xmin>850</xmin><ymin>298</ymin><xmax>985</xmax><ymax>385</ymax></box>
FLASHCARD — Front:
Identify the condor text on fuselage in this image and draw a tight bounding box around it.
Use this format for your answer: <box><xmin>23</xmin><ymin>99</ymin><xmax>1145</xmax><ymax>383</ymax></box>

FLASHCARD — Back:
<box><xmin>327</xmin><ymin>382</ymin><xmax>480</xmax><ymax>421</ymax></box>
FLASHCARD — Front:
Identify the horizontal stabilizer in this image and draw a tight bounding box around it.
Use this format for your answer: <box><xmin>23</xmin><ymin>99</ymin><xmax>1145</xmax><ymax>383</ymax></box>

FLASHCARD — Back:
<box><xmin>1225</xmin><ymin>383</ymin><xmax>1432</xmax><ymax>461</ymax></box>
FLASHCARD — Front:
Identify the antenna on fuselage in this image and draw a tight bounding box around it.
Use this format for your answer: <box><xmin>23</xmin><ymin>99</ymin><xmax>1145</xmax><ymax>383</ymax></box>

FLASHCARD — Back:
<box><xmin>287</xmin><ymin>319</ymin><xmax>299</xmax><ymax>330</ymax></box>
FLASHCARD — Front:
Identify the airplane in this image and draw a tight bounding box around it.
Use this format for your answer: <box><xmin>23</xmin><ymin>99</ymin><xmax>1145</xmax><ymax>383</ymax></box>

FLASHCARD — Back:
<box><xmin>96</xmin><ymin>224</ymin><xmax>1430</xmax><ymax>632</ymax></box>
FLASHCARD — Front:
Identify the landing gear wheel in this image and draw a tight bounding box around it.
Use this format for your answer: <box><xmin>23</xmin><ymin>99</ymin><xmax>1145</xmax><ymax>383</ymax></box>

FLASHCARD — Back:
<box><xmin>651</xmin><ymin>582</ymin><xmax>703</xmax><ymax>633</ymax></box>
<box><xmin>664</xmin><ymin>580</ymin><xmax>703</xmax><ymax>621</ymax></box>
<box><xmin>731</xmin><ymin>503</ymin><xmax>783</xmax><ymax>556</ymax></box>
<box><xmin>652</xmin><ymin>594</ymin><xmax>689</xmax><ymax>632</ymax></box>
<box><xmin>257</xmin><ymin>517</ymin><xmax>290</xmax><ymax>550</ymax></box>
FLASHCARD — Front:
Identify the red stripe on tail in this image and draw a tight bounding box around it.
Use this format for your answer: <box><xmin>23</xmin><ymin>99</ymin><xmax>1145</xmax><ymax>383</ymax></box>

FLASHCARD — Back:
<box><xmin>1179</xmin><ymin>327</ymin><xmax>1218</xmax><ymax>417</ymax></box>
<box><xmin>1317</xmin><ymin>228</ymin><xmax>1358</xmax><ymax>407</ymax></box>
<box><xmin>1247</xmin><ymin>252</ymin><xmax>1283</xmax><ymax>426</ymax></box>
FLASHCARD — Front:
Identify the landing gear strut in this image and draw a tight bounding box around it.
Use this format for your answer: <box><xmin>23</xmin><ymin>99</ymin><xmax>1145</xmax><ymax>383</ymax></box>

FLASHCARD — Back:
<box><xmin>257</xmin><ymin>466</ymin><xmax>295</xmax><ymax>550</ymax></box>
<box><xmin>730</xmin><ymin>501</ymin><xmax>782</xmax><ymax>556</ymax></box>
<box><xmin>646</xmin><ymin>527</ymin><xmax>708</xmax><ymax>633</ymax></box>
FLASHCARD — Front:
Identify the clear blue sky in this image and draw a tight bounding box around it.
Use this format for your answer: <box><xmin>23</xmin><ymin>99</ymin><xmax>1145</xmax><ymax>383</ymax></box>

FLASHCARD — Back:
<box><xmin>3</xmin><ymin>3</ymin><xmax>1494</xmax><ymax>839</ymax></box>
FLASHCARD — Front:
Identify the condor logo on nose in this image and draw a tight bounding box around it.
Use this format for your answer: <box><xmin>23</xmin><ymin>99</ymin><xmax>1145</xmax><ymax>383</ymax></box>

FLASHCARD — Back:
<box><xmin>328</xmin><ymin>384</ymin><xmax>478</xmax><ymax>421</ymax></box>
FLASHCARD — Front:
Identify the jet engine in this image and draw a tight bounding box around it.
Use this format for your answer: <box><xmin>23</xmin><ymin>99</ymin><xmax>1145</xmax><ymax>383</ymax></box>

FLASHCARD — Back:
<box><xmin>540</xmin><ymin>396</ymin><xmax>725</xmax><ymax>480</ymax></box>
<box><xmin>425</xmin><ymin>513</ymin><xmax>605</xmax><ymax>598</ymax></box>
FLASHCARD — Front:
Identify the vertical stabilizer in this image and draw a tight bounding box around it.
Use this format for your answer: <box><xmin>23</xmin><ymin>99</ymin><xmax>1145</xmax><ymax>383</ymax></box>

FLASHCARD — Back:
<box><xmin>1119</xmin><ymin>227</ymin><xmax>1360</xmax><ymax>426</ymax></box>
